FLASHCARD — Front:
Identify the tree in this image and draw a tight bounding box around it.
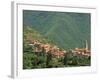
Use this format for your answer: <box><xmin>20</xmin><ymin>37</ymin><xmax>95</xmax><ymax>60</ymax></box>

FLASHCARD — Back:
<box><xmin>64</xmin><ymin>52</ymin><xmax>68</xmax><ymax>66</ymax></box>
<box><xmin>71</xmin><ymin>56</ymin><xmax>78</xmax><ymax>66</ymax></box>
<box><xmin>48</xmin><ymin>58</ymin><xmax>58</xmax><ymax>67</ymax></box>
<box><xmin>46</xmin><ymin>50</ymin><xmax>52</xmax><ymax>67</ymax></box>
<box><xmin>23</xmin><ymin>53</ymin><xmax>33</xmax><ymax>69</ymax></box>
<box><xmin>23</xmin><ymin>43</ymin><xmax>33</xmax><ymax>53</ymax></box>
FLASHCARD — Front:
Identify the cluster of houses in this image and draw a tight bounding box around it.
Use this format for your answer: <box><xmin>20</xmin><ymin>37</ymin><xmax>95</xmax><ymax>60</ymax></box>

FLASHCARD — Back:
<box><xmin>72</xmin><ymin>40</ymin><xmax>91</xmax><ymax>57</ymax></box>
<box><xmin>72</xmin><ymin>48</ymin><xmax>90</xmax><ymax>57</ymax></box>
<box><xmin>28</xmin><ymin>39</ymin><xmax>91</xmax><ymax>58</ymax></box>
<box><xmin>29</xmin><ymin>40</ymin><xmax>66</xmax><ymax>58</ymax></box>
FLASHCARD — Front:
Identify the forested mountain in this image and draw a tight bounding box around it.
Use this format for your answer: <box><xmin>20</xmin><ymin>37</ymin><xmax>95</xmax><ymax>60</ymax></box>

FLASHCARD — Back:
<box><xmin>23</xmin><ymin>10</ymin><xmax>91</xmax><ymax>50</ymax></box>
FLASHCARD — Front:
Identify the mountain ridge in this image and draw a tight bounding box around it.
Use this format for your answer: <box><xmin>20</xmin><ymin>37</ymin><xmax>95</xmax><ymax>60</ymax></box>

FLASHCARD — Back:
<box><xmin>23</xmin><ymin>10</ymin><xmax>91</xmax><ymax>50</ymax></box>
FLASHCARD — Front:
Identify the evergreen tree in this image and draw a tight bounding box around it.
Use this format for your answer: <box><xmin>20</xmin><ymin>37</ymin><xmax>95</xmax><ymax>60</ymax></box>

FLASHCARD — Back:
<box><xmin>46</xmin><ymin>50</ymin><xmax>52</xmax><ymax>67</ymax></box>
<box><xmin>64</xmin><ymin>52</ymin><xmax>68</xmax><ymax>66</ymax></box>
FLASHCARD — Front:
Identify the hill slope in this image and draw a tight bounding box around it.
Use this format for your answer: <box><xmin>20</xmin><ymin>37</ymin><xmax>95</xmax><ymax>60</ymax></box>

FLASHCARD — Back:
<box><xmin>23</xmin><ymin>10</ymin><xmax>91</xmax><ymax>50</ymax></box>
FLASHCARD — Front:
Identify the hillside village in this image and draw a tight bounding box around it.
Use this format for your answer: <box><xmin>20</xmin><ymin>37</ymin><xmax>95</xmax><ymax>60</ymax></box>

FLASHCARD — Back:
<box><xmin>28</xmin><ymin>39</ymin><xmax>91</xmax><ymax>58</ymax></box>
<box><xmin>23</xmin><ymin>27</ymin><xmax>91</xmax><ymax>69</ymax></box>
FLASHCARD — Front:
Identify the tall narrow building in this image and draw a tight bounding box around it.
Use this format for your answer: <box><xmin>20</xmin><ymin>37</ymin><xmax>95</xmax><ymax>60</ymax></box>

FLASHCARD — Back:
<box><xmin>85</xmin><ymin>40</ymin><xmax>88</xmax><ymax>50</ymax></box>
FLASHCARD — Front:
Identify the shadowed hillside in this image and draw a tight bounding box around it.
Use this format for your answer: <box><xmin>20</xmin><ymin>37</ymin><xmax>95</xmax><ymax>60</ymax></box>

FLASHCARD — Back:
<box><xmin>23</xmin><ymin>10</ymin><xmax>91</xmax><ymax>50</ymax></box>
